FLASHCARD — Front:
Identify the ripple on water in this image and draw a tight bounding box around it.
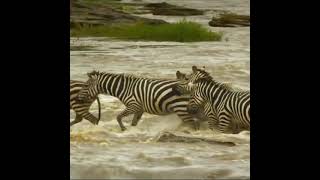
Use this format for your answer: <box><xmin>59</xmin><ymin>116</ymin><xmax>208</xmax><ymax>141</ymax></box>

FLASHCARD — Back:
<box><xmin>136</xmin><ymin>152</ymin><xmax>192</xmax><ymax>166</ymax></box>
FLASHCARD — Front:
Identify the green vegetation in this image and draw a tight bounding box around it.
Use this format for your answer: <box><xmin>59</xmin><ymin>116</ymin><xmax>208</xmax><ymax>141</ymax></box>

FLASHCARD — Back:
<box><xmin>70</xmin><ymin>20</ymin><xmax>222</xmax><ymax>42</ymax></box>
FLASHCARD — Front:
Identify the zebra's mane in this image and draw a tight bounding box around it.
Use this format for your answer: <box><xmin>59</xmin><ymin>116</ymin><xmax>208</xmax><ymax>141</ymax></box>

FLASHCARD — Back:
<box><xmin>204</xmin><ymin>79</ymin><xmax>246</xmax><ymax>91</ymax></box>
<box><xmin>88</xmin><ymin>70</ymin><xmax>176</xmax><ymax>81</ymax></box>
<box><xmin>196</xmin><ymin>68</ymin><xmax>211</xmax><ymax>77</ymax></box>
<box><xmin>88</xmin><ymin>70</ymin><xmax>101</xmax><ymax>78</ymax></box>
<box><xmin>216</xmin><ymin>81</ymin><xmax>237</xmax><ymax>91</ymax></box>
<box><xmin>194</xmin><ymin>69</ymin><xmax>237</xmax><ymax>91</ymax></box>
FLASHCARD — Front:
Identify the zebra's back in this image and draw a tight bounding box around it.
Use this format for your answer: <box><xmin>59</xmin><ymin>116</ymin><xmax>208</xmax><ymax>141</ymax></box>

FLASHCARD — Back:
<box><xmin>129</xmin><ymin>78</ymin><xmax>190</xmax><ymax>115</ymax></box>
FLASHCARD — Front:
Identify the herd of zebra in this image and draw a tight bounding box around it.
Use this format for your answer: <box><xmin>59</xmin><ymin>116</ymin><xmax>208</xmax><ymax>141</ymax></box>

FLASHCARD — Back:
<box><xmin>70</xmin><ymin>66</ymin><xmax>250</xmax><ymax>134</ymax></box>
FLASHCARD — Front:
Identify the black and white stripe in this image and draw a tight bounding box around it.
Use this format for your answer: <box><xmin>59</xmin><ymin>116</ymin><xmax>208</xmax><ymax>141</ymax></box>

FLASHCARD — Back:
<box><xmin>176</xmin><ymin>70</ymin><xmax>218</xmax><ymax>130</ymax></box>
<box><xmin>176</xmin><ymin>66</ymin><xmax>250</xmax><ymax>134</ymax></box>
<box><xmin>70</xmin><ymin>80</ymin><xmax>101</xmax><ymax>126</ymax></box>
<box><xmin>77</xmin><ymin>71</ymin><xmax>204</xmax><ymax>131</ymax></box>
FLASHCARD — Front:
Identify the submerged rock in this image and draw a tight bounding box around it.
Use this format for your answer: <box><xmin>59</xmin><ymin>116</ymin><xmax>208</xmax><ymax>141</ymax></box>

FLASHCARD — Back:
<box><xmin>157</xmin><ymin>132</ymin><xmax>236</xmax><ymax>146</ymax></box>
<box><xmin>209</xmin><ymin>13</ymin><xmax>250</xmax><ymax>27</ymax></box>
<box><xmin>144</xmin><ymin>2</ymin><xmax>204</xmax><ymax>16</ymax></box>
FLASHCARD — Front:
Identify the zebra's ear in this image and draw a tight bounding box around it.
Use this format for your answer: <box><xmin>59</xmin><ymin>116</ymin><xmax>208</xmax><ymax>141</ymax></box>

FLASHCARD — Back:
<box><xmin>87</xmin><ymin>72</ymin><xmax>92</xmax><ymax>78</ymax></box>
<box><xmin>176</xmin><ymin>71</ymin><xmax>185</xmax><ymax>80</ymax></box>
<box><xmin>192</xmin><ymin>66</ymin><xmax>198</xmax><ymax>73</ymax></box>
<box><xmin>176</xmin><ymin>71</ymin><xmax>181</xmax><ymax>79</ymax></box>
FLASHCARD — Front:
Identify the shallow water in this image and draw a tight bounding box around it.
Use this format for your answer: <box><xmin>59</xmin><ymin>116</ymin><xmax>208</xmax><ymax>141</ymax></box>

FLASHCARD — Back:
<box><xmin>70</xmin><ymin>0</ymin><xmax>250</xmax><ymax>179</ymax></box>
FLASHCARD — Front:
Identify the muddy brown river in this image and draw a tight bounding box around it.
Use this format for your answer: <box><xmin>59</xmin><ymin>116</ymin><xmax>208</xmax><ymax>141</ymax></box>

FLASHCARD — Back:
<box><xmin>70</xmin><ymin>0</ymin><xmax>250</xmax><ymax>179</ymax></box>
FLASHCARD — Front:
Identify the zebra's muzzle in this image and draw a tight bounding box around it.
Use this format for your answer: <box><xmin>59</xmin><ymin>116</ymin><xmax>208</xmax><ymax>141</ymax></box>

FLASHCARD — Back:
<box><xmin>187</xmin><ymin>104</ymin><xmax>199</xmax><ymax>114</ymax></box>
<box><xmin>77</xmin><ymin>94</ymin><xmax>91</xmax><ymax>102</ymax></box>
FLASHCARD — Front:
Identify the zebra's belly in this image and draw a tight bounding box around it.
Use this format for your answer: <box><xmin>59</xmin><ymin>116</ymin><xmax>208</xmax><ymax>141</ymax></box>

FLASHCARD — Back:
<box><xmin>70</xmin><ymin>100</ymin><xmax>93</xmax><ymax>111</ymax></box>
<box><xmin>230</xmin><ymin>118</ymin><xmax>250</xmax><ymax>133</ymax></box>
<box><xmin>142</xmin><ymin>106</ymin><xmax>174</xmax><ymax>116</ymax></box>
<box><xmin>133</xmin><ymin>91</ymin><xmax>189</xmax><ymax>115</ymax></box>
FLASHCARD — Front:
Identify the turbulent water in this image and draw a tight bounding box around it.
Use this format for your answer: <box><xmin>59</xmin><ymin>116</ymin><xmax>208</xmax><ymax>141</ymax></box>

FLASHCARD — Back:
<box><xmin>70</xmin><ymin>0</ymin><xmax>250</xmax><ymax>179</ymax></box>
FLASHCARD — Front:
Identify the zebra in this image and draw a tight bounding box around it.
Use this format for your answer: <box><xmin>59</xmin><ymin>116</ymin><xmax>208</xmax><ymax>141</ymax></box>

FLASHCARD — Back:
<box><xmin>175</xmin><ymin>70</ymin><xmax>218</xmax><ymax>129</ymax></box>
<box><xmin>174</xmin><ymin>66</ymin><xmax>250</xmax><ymax>134</ymax></box>
<box><xmin>70</xmin><ymin>80</ymin><xmax>101</xmax><ymax>126</ymax></box>
<box><xmin>77</xmin><ymin>71</ymin><xmax>206</xmax><ymax>131</ymax></box>
<box><xmin>175</xmin><ymin>69</ymin><xmax>220</xmax><ymax>130</ymax></box>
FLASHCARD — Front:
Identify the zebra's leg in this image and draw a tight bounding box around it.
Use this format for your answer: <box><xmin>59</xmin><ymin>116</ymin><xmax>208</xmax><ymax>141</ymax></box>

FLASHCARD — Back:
<box><xmin>232</xmin><ymin>122</ymin><xmax>247</xmax><ymax>134</ymax></box>
<box><xmin>193</xmin><ymin>119</ymin><xmax>201</xmax><ymax>131</ymax></box>
<box><xmin>82</xmin><ymin>112</ymin><xmax>99</xmax><ymax>125</ymax></box>
<box><xmin>173</xmin><ymin>109</ymin><xmax>200</xmax><ymax>130</ymax></box>
<box><xmin>70</xmin><ymin>114</ymin><xmax>83</xmax><ymax>126</ymax></box>
<box><xmin>216</xmin><ymin>110</ymin><xmax>234</xmax><ymax>133</ymax></box>
<box><xmin>218</xmin><ymin>117</ymin><xmax>232</xmax><ymax>133</ymax></box>
<box><xmin>208</xmin><ymin>117</ymin><xmax>219</xmax><ymax>131</ymax></box>
<box><xmin>193</xmin><ymin>110</ymin><xmax>207</xmax><ymax>131</ymax></box>
<box><xmin>117</xmin><ymin>107</ymin><xmax>140</xmax><ymax>131</ymax></box>
<box><xmin>131</xmin><ymin>111</ymin><xmax>143</xmax><ymax>126</ymax></box>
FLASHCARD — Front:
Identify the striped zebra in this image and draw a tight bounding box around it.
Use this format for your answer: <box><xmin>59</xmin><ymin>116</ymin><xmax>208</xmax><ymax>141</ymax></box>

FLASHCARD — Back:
<box><xmin>175</xmin><ymin>70</ymin><xmax>219</xmax><ymax>129</ymax></box>
<box><xmin>77</xmin><ymin>71</ymin><xmax>205</xmax><ymax>131</ymax></box>
<box><xmin>70</xmin><ymin>80</ymin><xmax>101</xmax><ymax>126</ymax></box>
<box><xmin>175</xmin><ymin>66</ymin><xmax>250</xmax><ymax>134</ymax></box>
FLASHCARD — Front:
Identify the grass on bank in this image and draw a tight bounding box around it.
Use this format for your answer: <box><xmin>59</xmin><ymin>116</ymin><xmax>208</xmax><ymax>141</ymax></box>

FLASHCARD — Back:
<box><xmin>70</xmin><ymin>20</ymin><xmax>222</xmax><ymax>42</ymax></box>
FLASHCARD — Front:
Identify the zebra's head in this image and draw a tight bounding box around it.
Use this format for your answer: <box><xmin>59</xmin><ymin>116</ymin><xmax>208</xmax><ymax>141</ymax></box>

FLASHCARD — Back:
<box><xmin>175</xmin><ymin>66</ymin><xmax>210</xmax><ymax>93</ymax></box>
<box><xmin>185</xmin><ymin>66</ymin><xmax>213</xmax><ymax>114</ymax></box>
<box><xmin>174</xmin><ymin>66</ymin><xmax>208</xmax><ymax>96</ymax></box>
<box><xmin>188</xmin><ymin>66</ymin><xmax>212</xmax><ymax>87</ymax></box>
<box><xmin>77</xmin><ymin>71</ymin><xmax>101</xmax><ymax>102</ymax></box>
<box><xmin>176</xmin><ymin>71</ymin><xmax>188</xmax><ymax>81</ymax></box>
<box><xmin>173</xmin><ymin>71</ymin><xmax>191</xmax><ymax>95</ymax></box>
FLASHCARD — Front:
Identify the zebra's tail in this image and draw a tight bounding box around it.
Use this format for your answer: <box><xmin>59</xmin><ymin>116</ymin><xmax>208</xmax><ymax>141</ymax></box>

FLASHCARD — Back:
<box><xmin>96</xmin><ymin>96</ymin><xmax>101</xmax><ymax>125</ymax></box>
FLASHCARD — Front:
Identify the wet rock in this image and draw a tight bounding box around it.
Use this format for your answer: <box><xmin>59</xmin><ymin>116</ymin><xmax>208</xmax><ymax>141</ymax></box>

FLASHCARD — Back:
<box><xmin>144</xmin><ymin>2</ymin><xmax>204</xmax><ymax>16</ymax></box>
<box><xmin>207</xmin><ymin>169</ymin><xmax>232</xmax><ymax>179</ymax></box>
<box><xmin>182</xmin><ymin>130</ymin><xmax>191</xmax><ymax>134</ymax></box>
<box><xmin>70</xmin><ymin>0</ymin><xmax>168</xmax><ymax>28</ymax></box>
<box><xmin>157</xmin><ymin>132</ymin><xmax>236</xmax><ymax>146</ymax></box>
<box><xmin>70</xmin><ymin>45</ymin><xmax>95</xmax><ymax>51</ymax></box>
<box><xmin>209</xmin><ymin>12</ymin><xmax>250</xmax><ymax>27</ymax></box>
